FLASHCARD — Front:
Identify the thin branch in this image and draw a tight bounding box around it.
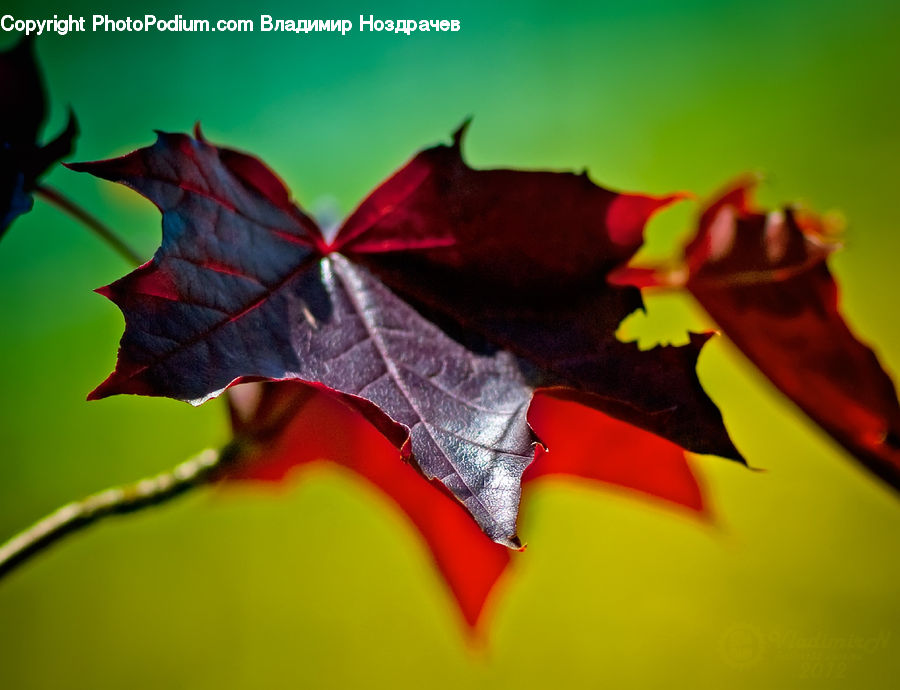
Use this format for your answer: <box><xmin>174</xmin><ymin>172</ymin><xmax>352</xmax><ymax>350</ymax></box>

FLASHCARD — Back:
<box><xmin>0</xmin><ymin>187</ymin><xmax>233</xmax><ymax>580</ymax></box>
<box><xmin>0</xmin><ymin>445</ymin><xmax>235</xmax><ymax>581</ymax></box>
<box><xmin>34</xmin><ymin>183</ymin><xmax>144</xmax><ymax>266</ymax></box>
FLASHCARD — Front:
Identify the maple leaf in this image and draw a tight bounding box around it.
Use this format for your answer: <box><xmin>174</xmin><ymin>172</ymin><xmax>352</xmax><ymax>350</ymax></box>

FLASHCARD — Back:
<box><xmin>223</xmin><ymin>380</ymin><xmax>708</xmax><ymax>630</ymax></box>
<box><xmin>344</xmin><ymin>125</ymin><xmax>741</xmax><ymax>460</ymax></box>
<box><xmin>67</xmin><ymin>125</ymin><xmax>741</xmax><ymax>546</ymax></box>
<box><xmin>0</xmin><ymin>37</ymin><xmax>77</xmax><ymax>235</ymax></box>
<box><xmin>612</xmin><ymin>179</ymin><xmax>900</xmax><ymax>490</ymax></box>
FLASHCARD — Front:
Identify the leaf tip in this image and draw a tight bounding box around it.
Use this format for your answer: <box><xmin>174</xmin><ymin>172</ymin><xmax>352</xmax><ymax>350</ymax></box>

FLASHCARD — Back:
<box><xmin>452</xmin><ymin>118</ymin><xmax>472</xmax><ymax>149</ymax></box>
<box><xmin>498</xmin><ymin>534</ymin><xmax>524</xmax><ymax>550</ymax></box>
<box><xmin>86</xmin><ymin>381</ymin><xmax>111</xmax><ymax>401</ymax></box>
<box><xmin>606</xmin><ymin>191</ymin><xmax>688</xmax><ymax>250</ymax></box>
<box><xmin>688</xmin><ymin>330</ymin><xmax>718</xmax><ymax>349</ymax></box>
<box><xmin>58</xmin><ymin>107</ymin><xmax>79</xmax><ymax>143</ymax></box>
<box><xmin>94</xmin><ymin>284</ymin><xmax>114</xmax><ymax>299</ymax></box>
<box><xmin>669</xmin><ymin>190</ymin><xmax>696</xmax><ymax>203</ymax></box>
<box><xmin>705</xmin><ymin>173</ymin><xmax>764</xmax><ymax>218</ymax></box>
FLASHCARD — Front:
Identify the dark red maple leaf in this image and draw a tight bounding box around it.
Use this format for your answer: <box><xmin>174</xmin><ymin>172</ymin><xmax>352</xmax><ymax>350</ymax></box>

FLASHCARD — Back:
<box><xmin>343</xmin><ymin>125</ymin><xmax>740</xmax><ymax>460</ymax></box>
<box><xmin>67</xmin><ymin>125</ymin><xmax>742</xmax><ymax>546</ymax></box>
<box><xmin>223</xmin><ymin>381</ymin><xmax>708</xmax><ymax>630</ymax></box>
<box><xmin>612</xmin><ymin>179</ymin><xmax>900</xmax><ymax>490</ymax></box>
<box><xmin>0</xmin><ymin>37</ymin><xmax>77</xmax><ymax>235</ymax></box>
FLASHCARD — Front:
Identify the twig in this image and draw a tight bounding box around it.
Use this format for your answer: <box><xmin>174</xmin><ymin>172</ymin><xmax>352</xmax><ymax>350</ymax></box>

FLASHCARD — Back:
<box><xmin>34</xmin><ymin>183</ymin><xmax>143</xmax><ymax>266</ymax></box>
<box><xmin>0</xmin><ymin>446</ymin><xmax>233</xmax><ymax>581</ymax></box>
<box><xmin>0</xmin><ymin>186</ymin><xmax>230</xmax><ymax>580</ymax></box>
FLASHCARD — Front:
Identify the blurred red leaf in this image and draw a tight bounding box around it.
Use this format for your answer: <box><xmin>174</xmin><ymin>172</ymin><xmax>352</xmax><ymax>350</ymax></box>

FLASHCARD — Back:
<box><xmin>224</xmin><ymin>381</ymin><xmax>707</xmax><ymax>631</ymax></box>
<box><xmin>612</xmin><ymin>179</ymin><xmax>900</xmax><ymax>490</ymax></box>
<box><xmin>525</xmin><ymin>393</ymin><xmax>706</xmax><ymax>514</ymax></box>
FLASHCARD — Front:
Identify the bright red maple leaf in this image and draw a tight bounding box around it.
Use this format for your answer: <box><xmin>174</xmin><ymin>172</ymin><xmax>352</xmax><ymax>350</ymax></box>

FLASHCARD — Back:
<box><xmin>223</xmin><ymin>380</ymin><xmax>707</xmax><ymax>631</ymax></box>
<box><xmin>612</xmin><ymin>179</ymin><xmax>900</xmax><ymax>490</ymax></box>
<box><xmin>67</xmin><ymin>124</ymin><xmax>742</xmax><ymax>547</ymax></box>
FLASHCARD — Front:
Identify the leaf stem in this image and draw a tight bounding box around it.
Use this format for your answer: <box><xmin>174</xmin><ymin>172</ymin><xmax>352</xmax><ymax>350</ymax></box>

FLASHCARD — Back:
<box><xmin>0</xmin><ymin>446</ymin><xmax>233</xmax><ymax>581</ymax></box>
<box><xmin>34</xmin><ymin>183</ymin><xmax>143</xmax><ymax>266</ymax></box>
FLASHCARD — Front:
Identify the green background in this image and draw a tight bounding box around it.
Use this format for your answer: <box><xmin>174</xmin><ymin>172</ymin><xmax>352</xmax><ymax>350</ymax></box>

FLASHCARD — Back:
<box><xmin>1</xmin><ymin>1</ymin><xmax>899</xmax><ymax>687</ymax></box>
